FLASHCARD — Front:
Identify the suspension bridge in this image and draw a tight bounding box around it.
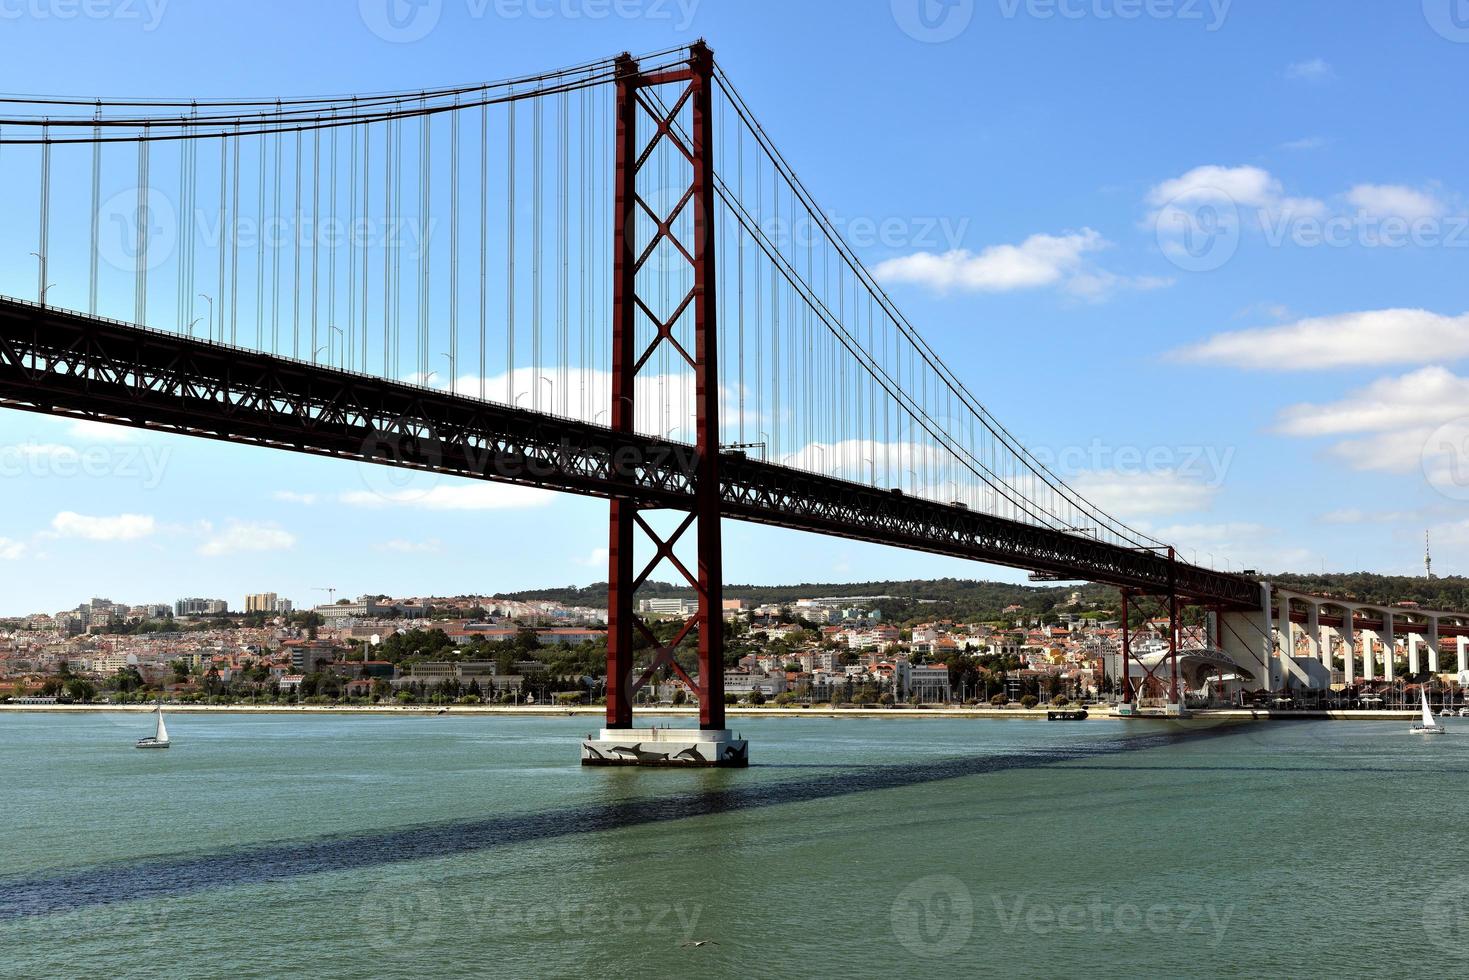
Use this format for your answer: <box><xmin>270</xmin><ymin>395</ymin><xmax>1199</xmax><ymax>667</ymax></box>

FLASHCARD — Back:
<box><xmin>0</xmin><ymin>42</ymin><xmax>1421</xmax><ymax>764</ymax></box>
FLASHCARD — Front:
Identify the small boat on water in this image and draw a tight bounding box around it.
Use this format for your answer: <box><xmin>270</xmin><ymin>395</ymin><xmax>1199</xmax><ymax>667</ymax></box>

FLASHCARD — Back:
<box><xmin>1411</xmin><ymin>691</ymin><xmax>1445</xmax><ymax>736</ymax></box>
<box><xmin>1047</xmin><ymin>709</ymin><xmax>1089</xmax><ymax>721</ymax></box>
<box><xmin>135</xmin><ymin>701</ymin><xmax>170</xmax><ymax>749</ymax></box>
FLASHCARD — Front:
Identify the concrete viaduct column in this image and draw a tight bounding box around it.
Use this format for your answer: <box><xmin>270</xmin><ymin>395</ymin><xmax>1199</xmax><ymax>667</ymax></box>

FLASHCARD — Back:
<box><xmin>1382</xmin><ymin>611</ymin><xmax>1395</xmax><ymax>683</ymax></box>
<box><xmin>1278</xmin><ymin>595</ymin><xmax>1294</xmax><ymax>662</ymax></box>
<box><xmin>1341</xmin><ymin>608</ymin><xmax>1356</xmax><ymax>686</ymax></box>
<box><xmin>1409</xmin><ymin>632</ymin><xmax>1422</xmax><ymax>675</ymax></box>
<box><xmin>1363</xmin><ymin>619</ymin><xmax>1377</xmax><ymax>683</ymax></box>
<box><xmin>1308</xmin><ymin>601</ymin><xmax>1324</xmax><ymax>666</ymax></box>
<box><xmin>1458</xmin><ymin>634</ymin><xmax>1468</xmax><ymax>675</ymax></box>
<box><xmin>1218</xmin><ymin>583</ymin><xmax>1276</xmax><ymax>693</ymax></box>
<box><xmin>1428</xmin><ymin>617</ymin><xmax>1441</xmax><ymax>675</ymax></box>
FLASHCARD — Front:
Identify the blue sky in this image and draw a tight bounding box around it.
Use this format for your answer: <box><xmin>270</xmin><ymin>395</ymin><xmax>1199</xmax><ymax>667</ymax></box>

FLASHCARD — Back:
<box><xmin>2</xmin><ymin>0</ymin><xmax>1468</xmax><ymax>614</ymax></box>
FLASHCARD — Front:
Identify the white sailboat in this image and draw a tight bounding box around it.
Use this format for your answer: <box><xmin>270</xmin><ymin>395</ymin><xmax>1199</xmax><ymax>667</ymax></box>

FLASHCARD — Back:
<box><xmin>1411</xmin><ymin>689</ymin><xmax>1444</xmax><ymax>736</ymax></box>
<box><xmin>135</xmin><ymin>701</ymin><xmax>171</xmax><ymax>749</ymax></box>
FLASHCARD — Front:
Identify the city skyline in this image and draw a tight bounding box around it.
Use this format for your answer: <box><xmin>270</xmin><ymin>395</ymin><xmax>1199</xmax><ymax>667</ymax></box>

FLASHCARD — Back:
<box><xmin>3</xmin><ymin>2</ymin><xmax>1467</xmax><ymax>611</ymax></box>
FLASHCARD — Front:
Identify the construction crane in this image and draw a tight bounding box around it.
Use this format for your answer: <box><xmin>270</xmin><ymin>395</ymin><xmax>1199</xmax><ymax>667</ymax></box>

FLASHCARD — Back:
<box><xmin>313</xmin><ymin>587</ymin><xmax>337</xmax><ymax>604</ymax></box>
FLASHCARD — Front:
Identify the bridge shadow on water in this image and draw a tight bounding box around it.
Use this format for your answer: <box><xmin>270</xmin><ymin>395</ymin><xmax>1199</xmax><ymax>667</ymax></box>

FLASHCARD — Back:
<box><xmin>2</xmin><ymin>725</ymin><xmax>1256</xmax><ymax>920</ymax></box>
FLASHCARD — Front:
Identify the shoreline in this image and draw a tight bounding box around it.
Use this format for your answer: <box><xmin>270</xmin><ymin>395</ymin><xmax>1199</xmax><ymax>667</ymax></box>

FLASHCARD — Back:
<box><xmin>0</xmin><ymin>703</ymin><xmax>1442</xmax><ymax>721</ymax></box>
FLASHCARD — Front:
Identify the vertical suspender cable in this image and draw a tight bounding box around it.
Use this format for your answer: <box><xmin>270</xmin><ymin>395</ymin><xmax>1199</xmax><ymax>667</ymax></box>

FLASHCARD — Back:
<box><xmin>328</xmin><ymin>113</ymin><xmax>337</xmax><ymax>362</ymax></box>
<box><xmin>506</xmin><ymin>98</ymin><xmax>516</xmax><ymax>405</ymax></box>
<box><xmin>311</xmin><ymin>122</ymin><xmax>320</xmax><ymax>362</ymax></box>
<box><xmin>347</xmin><ymin>111</ymin><xmax>358</xmax><ymax>365</ymax></box>
<box><xmin>383</xmin><ymin>112</ymin><xmax>394</xmax><ymax>377</ymax></box>
<box><xmin>449</xmin><ymin>103</ymin><xmax>460</xmax><ymax>394</ymax></box>
<box><xmin>361</xmin><ymin>117</ymin><xmax>371</xmax><ymax>372</ymax></box>
<box><xmin>255</xmin><ymin>120</ymin><xmax>266</xmax><ymax>347</ymax></box>
<box><xmin>479</xmin><ymin>99</ymin><xmax>488</xmax><ymax>401</ymax></box>
<box><xmin>38</xmin><ymin>122</ymin><xmax>51</xmax><ymax>305</ymax></box>
<box><xmin>136</xmin><ymin>125</ymin><xmax>150</xmax><ymax>325</ymax></box>
<box><xmin>532</xmin><ymin>94</ymin><xmax>541</xmax><ymax>411</ymax></box>
<box><xmin>293</xmin><ymin>127</ymin><xmax>302</xmax><ymax>358</ymax></box>
<box><xmin>89</xmin><ymin>119</ymin><xmax>101</xmax><ymax>316</ymax></box>
<box><xmin>272</xmin><ymin>107</ymin><xmax>283</xmax><ymax>355</ymax></box>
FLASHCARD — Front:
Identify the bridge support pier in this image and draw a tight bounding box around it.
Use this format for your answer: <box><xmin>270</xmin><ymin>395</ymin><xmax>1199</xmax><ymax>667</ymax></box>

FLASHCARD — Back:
<box><xmin>1382</xmin><ymin>612</ymin><xmax>1395</xmax><ymax>682</ymax></box>
<box><xmin>1116</xmin><ymin>591</ymin><xmax>1135</xmax><ymax>715</ymax></box>
<box><xmin>582</xmin><ymin>42</ymin><xmax>747</xmax><ymax>768</ymax></box>
<box><xmin>1307</xmin><ymin>602</ymin><xmax>1324</xmax><ymax>667</ymax></box>
<box><xmin>1219</xmin><ymin>582</ymin><xmax>1275</xmax><ymax>696</ymax></box>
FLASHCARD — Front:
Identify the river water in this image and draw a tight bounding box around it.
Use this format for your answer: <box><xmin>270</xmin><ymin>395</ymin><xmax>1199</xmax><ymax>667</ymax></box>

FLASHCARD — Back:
<box><xmin>2</xmin><ymin>712</ymin><xmax>1467</xmax><ymax>978</ymax></box>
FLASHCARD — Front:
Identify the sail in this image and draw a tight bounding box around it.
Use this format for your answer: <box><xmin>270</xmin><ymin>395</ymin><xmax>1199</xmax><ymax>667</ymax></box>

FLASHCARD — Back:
<box><xmin>155</xmin><ymin>706</ymin><xmax>170</xmax><ymax>743</ymax></box>
<box><xmin>1421</xmin><ymin>691</ymin><xmax>1437</xmax><ymax>728</ymax></box>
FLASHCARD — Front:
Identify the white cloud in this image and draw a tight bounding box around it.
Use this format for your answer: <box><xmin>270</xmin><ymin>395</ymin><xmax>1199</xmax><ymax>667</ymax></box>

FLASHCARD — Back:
<box><xmin>340</xmin><ymin>483</ymin><xmax>554</xmax><ymax>511</ymax></box>
<box><xmin>1345</xmin><ymin>183</ymin><xmax>1444</xmax><ymax>222</ymax></box>
<box><xmin>1145</xmin><ymin>521</ymin><xmax>1315</xmax><ymax>573</ymax></box>
<box><xmin>198</xmin><ymin>521</ymin><xmax>296</xmax><ymax>557</ymax></box>
<box><xmin>1320</xmin><ymin>508</ymin><xmax>1421</xmax><ymax>525</ymax></box>
<box><xmin>1063</xmin><ymin>270</ymin><xmax>1173</xmax><ymax>301</ymax></box>
<box><xmin>1172</xmin><ymin>309</ymin><xmax>1469</xmax><ymax>370</ymax></box>
<box><xmin>392</xmin><ymin>366</ymin><xmax>766</xmax><ymax>438</ymax></box>
<box><xmin>574</xmin><ymin>546</ymin><xmax>609</xmax><ymax>568</ymax></box>
<box><xmin>872</xmin><ymin>229</ymin><xmax>1139</xmax><ymax>296</ymax></box>
<box><xmin>14</xmin><ymin>443</ymin><xmax>81</xmax><ymax>464</ymax></box>
<box><xmin>50</xmin><ymin>511</ymin><xmax>155</xmax><ymax>542</ymax></box>
<box><xmin>1146</xmin><ymin>164</ymin><xmax>1326</xmax><ymax>221</ymax></box>
<box><xmin>376</xmin><ymin>538</ymin><xmax>442</xmax><ymax>554</ymax></box>
<box><xmin>1268</xmin><ymin>367</ymin><xmax>1469</xmax><ymax>477</ymax></box>
<box><xmin>1068</xmin><ymin>470</ymin><xmax>1217</xmax><ymax>519</ymax></box>
<box><xmin>272</xmin><ymin>491</ymin><xmax>320</xmax><ymax>505</ymax></box>
<box><xmin>66</xmin><ymin>419</ymin><xmax>138</xmax><ymax>443</ymax></box>
<box><xmin>0</xmin><ymin>538</ymin><xmax>25</xmax><ymax>560</ymax></box>
<box><xmin>1430</xmin><ymin>519</ymin><xmax>1469</xmax><ymax>549</ymax></box>
<box><xmin>1286</xmin><ymin>58</ymin><xmax>1334</xmax><ymax>81</ymax></box>
<box><xmin>1276</xmin><ymin>367</ymin><xmax>1469</xmax><ymax>437</ymax></box>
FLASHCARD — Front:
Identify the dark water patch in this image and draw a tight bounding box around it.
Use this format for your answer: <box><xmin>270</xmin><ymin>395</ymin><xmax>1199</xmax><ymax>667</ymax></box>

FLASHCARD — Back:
<box><xmin>0</xmin><ymin>726</ymin><xmax>1243</xmax><ymax>920</ymax></box>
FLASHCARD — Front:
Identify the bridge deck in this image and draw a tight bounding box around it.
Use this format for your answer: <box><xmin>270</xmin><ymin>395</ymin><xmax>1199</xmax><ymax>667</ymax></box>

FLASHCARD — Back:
<box><xmin>0</xmin><ymin>297</ymin><xmax>1260</xmax><ymax>607</ymax></box>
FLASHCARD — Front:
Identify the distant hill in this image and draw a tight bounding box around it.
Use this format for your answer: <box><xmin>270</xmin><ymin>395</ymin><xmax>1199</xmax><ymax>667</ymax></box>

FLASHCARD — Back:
<box><xmin>504</xmin><ymin>571</ymin><xmax>1469</xmax><ymax>623</ymax></box>
<box><xmin>1266</xmin><ymin>572</ymin><xmax>1469</xmax><ymax>610</ymax></box>
<box><xmin>502</xmin><ymin>577</ymin><xmax>1121</xmax><ymax>625</ymax></box>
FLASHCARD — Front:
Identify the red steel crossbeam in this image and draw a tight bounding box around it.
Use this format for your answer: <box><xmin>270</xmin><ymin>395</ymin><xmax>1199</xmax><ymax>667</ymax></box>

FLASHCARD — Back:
<box><xmin>605</xmin><ymin>42</ymin><xmax>725</xmax><ymax>731</ymax></box>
